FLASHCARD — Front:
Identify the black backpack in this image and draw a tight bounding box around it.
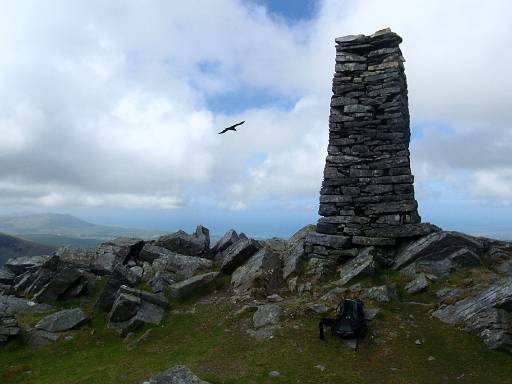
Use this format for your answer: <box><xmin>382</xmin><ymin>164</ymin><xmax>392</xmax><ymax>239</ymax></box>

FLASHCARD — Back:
<box><xmin>319</xmin><ymin>299</ymin><xmax>366</xmax><ymax>350</ymax></box>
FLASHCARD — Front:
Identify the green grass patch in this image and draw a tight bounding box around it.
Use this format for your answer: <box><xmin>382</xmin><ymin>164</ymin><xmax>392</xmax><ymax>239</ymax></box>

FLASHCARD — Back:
<box><xmin>2</xmin><ymin>286</ymin><xmax>512</xmax><ymax>384</ymax></box>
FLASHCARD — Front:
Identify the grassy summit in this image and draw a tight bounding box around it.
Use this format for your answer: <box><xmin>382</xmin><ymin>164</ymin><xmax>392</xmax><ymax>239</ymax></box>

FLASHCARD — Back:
<box><xmin>1</xmin><ymin>272</ymin><xmax>511</xmax><ymax>384</ymax></box>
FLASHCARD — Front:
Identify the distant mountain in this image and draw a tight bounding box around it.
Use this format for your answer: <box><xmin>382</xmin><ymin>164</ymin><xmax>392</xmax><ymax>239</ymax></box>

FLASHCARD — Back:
<box><xmin>0</xmin><ymin>213</ymin><xmax>162</xmax><ymax>242</ymax></box>
<box><xmin>20</xmin><ymin>234</ymin><xmax>103</xmax><ymax>249</ymax></box>
<box><xmin>0</xmin><ymin>232</ymin><xmax>56</xmax><ymax>265</ymax></box>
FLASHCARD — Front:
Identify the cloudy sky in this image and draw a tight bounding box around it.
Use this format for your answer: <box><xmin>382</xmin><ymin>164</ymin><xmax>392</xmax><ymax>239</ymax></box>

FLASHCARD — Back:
<box><xmin>0</xmin><ymin>0</ymin><xmax>511</xmax><ymax>238</ymax></box>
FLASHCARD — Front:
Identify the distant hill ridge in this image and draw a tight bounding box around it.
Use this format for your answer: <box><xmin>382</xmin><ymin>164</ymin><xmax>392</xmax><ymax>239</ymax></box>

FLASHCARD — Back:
<box><xmin>0</xmin><ymin>232</ymin><xmax>56</xmax><ymax>265</ymax></box>
<box><xmin>0</xmin><ymin>213</ymin><xmax>160</xmax><ymax>240</ymax></box>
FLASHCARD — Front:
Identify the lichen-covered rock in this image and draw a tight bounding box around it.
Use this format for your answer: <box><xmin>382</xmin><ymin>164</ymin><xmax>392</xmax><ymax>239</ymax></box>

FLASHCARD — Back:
<box><xmin>142</xmin><ymin>365</ymin><xmax>210</xmax><ymax>384</ymax></box>
<box><xmin>433</xmin><ymin>277</ymin><xmax>512</xmax><ymax>352</ymax></box>
<box><xmin>282</xmin><ymin>240</ymin><xmax>306</xmax><ymax>280</ymax></box>
<box><xmin>253</xmin><ymin>304</ymin><xmax>282</xmax><ymax>328</ymax></box>
<box><xmin>364</xmin><ymin>285</ymin><xmax>393</xmax><ymax>302</ymax></box>
<box><xmin>405</xmin><ymin>273</ymin><xmax>430</xmax><ymax>294</ymax></box>
<box><xmin>35</xmin><ymin>308</ymin><xmax>89</xmax><ymax>332</ymax></box>
<box><xmin>231</xmin><ymin>247</ymin><xmax>281</xmax><ymax>296</ymax></box>
<box><xmin>338</xmin><ymin>247</ymin><xmax>378</xmax><ymax>286</ymax></box>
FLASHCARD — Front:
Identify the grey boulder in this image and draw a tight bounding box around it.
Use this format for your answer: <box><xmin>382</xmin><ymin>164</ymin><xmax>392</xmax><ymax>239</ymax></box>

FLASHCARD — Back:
<box><xmin>211</xmin><ymin>229</ymin><xmax>239</xmax><ymax>255</ymax></box>
<box><xmin>0</xmin><ymin>315</ymin><xmax>20</xmax><ymax>344</ymax></box>
<box><xmin>154</xmin><ymin>225</ymin><xmax>210</xmax><ymax>258</ymax></box>
<box><xmin>433</xmin><ymin>277</ymin><xmax>512</xmax><ymax>352</ymax></box>
<box><xmin>168</xmin><ymin>272</ymin><xmax>220</xmax><ymax>299</ymax></box>
<box><xmin>0</xmin><ymin>295</ymin><xmax>52</xmax><ymax>316</ymax></box>
<box><xmin>142</xmin><ymin>365</ymin><xmax>210</xmax><ymax>384</ymax></box>
<box><xmin>35</xmin><ymin>308</ymin><xmax>89</xmax><ymax>332</ymax></box>
<box><xmin>363</xmin><ymin>285</ymin><xmax>393</xmax><ymax>302</ymax></box>
<box><xmin>4</xmin><ymin>255</ymin><xmax>50</xmax><ymax>275</ymax></box>
<box><xmin>231</xmin><ymin>247</ymin><xmax>281</xmax><ymax>296</ymax></box>
<box><xmin>108</xmin><ymin>287</ymin><xmax>167</xmax><ymax>331</ymax></box>
<box><xmin>394</xmin><ymin>231</ymin><xmax>483</xmax><ymax>274</ymax></box>
<box><xmin>253</xmin><ymin>304</ymin><xmax>282</xmax><ymax>328</ymax></box>
<box><xmin>95</xmin><ymin>238</ymin><xmax>145</xmax><ymax>273</ymax></box>
<box><xmin>96</xmin><ymin>263</ymin><xmax>150</xmax><ymax>311</ymax></box>
<box><xmin>21</xmin><ymin>326</ymin><xmax>60</xmax><ymax>346</ymax></box>
<box><xmin>142</xmin><ymin>245</ymin><xmax>212</xmax><ymax>281</ymax></box>
<box><xmin>338</xmin><ymin>247</ymin><xmax>378</xmax><ymax>286</ymax></box>
<box><xmin>220</xmin><ymin>238</ymin><xmax>262</xmax><ymax>274</ymax></box>
<box><xmin>0</xmin><ymin>268</ymin><xmax>15</xmax><ymax>285</ymax></box>
<box><xmin>405</xmin><ymin>273</ymin><xmax>430</xmax><ymax>294</ymax></box>
<box><xmin>282</xmin><ymin>240</ymin><xmax>306</xmax><ymax>280</ymax></box>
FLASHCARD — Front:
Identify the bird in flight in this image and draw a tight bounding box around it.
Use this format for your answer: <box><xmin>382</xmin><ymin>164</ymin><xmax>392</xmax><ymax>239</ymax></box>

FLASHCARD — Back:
<box><xmin>218</xmin><ymin>121</ymin><xmax>245</xmax><ymax>134</ymax></box>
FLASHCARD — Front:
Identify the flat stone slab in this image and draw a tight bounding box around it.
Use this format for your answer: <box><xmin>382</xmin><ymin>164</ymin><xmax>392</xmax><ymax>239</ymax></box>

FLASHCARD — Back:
<box><xmin>253</xmin><ymin>304</ymin><xmax>282</xmax><ymax>329</ymax></box>
<box><xmin>220</xmin><ymin>238</ymin><xmax>262</xmax><ymax>274</ymax></box>
<box><xmin>169</xmin><ymin>272</ymin><xmax>220</xmax><ymax>299</ymax></box>
<box><xmin>35</xmin><ymin>308</ymin><xmax>89</xmax><ymax>332</ymax></box>
<box><xmin>0</xmin><ymin>295</ymin><xmax>52</xmax><ymax>316</ymax></box>
<box><xmin>338</xmin><ymin>247</ymin><xmax>377</xmax><ymax>286</ymax></box>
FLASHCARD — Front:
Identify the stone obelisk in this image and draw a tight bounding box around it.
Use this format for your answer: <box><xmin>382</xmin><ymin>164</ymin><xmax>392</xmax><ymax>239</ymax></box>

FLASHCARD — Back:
<box><xmin>306</xmin><ymin>28</ymin><xmax>436</xmax><ymax>271</ymax></box>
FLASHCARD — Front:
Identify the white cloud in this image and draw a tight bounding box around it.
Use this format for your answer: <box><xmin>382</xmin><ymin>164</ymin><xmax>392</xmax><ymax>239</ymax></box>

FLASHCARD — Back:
<box><xmin>0</xmin><ymin>0</ymin><xmax>510</xmax><ymax>211</ymax></box>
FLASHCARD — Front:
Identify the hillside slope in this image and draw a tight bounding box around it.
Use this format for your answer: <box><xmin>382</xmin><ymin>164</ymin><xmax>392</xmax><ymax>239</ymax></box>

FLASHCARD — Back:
<box><xmin>0</xmin><ymin>233</ymin><xmax>56</xmax><ymax>265</ymax></box>
<box><xmin>0</xmin><ymin>213</ymin><xmax>159</xmax><ymax>240</ymax></box>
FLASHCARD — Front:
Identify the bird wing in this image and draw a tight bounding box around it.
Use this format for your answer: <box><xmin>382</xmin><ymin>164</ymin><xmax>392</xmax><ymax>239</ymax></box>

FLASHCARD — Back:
<box><xmin>218</xmin><ymin>121</ymin><xmax>245</xmax><ymax>134</ymax></box>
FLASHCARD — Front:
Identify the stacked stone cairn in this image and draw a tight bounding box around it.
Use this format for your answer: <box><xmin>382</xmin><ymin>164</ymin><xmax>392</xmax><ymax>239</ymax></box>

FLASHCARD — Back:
<box><xmin>306</xmin><ymin>28</ymin><xmax>437</xmax><ymax>270</ymax></box>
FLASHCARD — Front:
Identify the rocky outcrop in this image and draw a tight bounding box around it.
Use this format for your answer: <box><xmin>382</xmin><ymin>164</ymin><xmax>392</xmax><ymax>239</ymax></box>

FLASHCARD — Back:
<box><xmin>0</xmin><ymin>315</ymin><xmax>20</xmax><ymax>344</ymax></box>
<box><xmin>0</xmin><ymin>268</ymin><xmax>15</xmax><ymax>285</ymax></box>
<box><xmin>21</xmin><ymin>326</ymin><xmax>60</xmax><ymax>346</ymax></box>
<box><xmin>280</xmin><ymin>226</ymin><xmax>316</xmax><ymax>280</ymax></box>
<box><xmin>220</xmin><ymin>238</ymin><xmax>262</xmax><ymax>274</ymax></box>
<box><xmin>253</xmin><ymin>304</ymin><xmax>282</xmax><ymax>328</ymax></box>
<box><xmin>96</xmin><ymin>263</ymin><xmax>142</xmax><ymax>311</ymax></box>
<box><xmin>211</xmin><ymin>229</ymin><xmax>239</xmax><ymax>256</ymax></box>
<box><xmin>144</xmin><ymin>245</ymin><xmax>213</xmax><ymax>281</ymax></box>
<box><xmin>231</xmin><ymin>247</ymin><xmax>281</xmax><ymax>296</ymax></box>
<box><xmin>338</xmin><ymin>247</ymin><xmax>378</xmax><ymax>286</ymax></box>
<box><xmin>433</xmin><ymin>277</ymin><xmax>512</xmax><ymax>352</ymax></box>
<box><xmin>247</xmin><ymin>304</ymin><xmax>282</xmax><ymax>340</ymax></box>
<box><xmin>56</xmin><ymin>238</ymin><xmax>144</xmax><ymax>274</ymax></box>
<box><xmin>0</xmin><ymin>295</ymin><xmax>52</xmax><ymax>316</ymax></box>
<box><xmin>108</xmin><ymin>286</ymin><xmax>168</xmax><ymax>331</ymax></box>
<box><xmin>95</xmin><ymin>238</ymin><xmax>145</xmax><ymax>273</ymax></box>
<box><xmin>154</xmin><ymin>225</ymin><xmax>210</xmax><ymax>258</ymax></box>
<box><xmin>282</xmin><ymin>240</ymin><xmax>306</xmax><ymax>280</ymax></box>
<box><xmin>142</xmin><ymin>365</ymin><xmax>210</xmax><ymax>384</ymax></box>
<box><xmin>405</xmin><ymin>273</ymin><xmax>430</xmax><ymax>294</ymax></box>
<box><xmin>168</xmin><ymin>272</ymin><xmax>220</xmax><ymax>299</ymax></box>
<box><xmin>4</xmin><ymin>255</ymin><xmax>50</xmax><ymax>275</ymax></box>
<box><xmin>17</xmin><ymin>256</ymin><xmax>96</xmax><ymax>303</ymax></box>
<box><xmin>394</xmin><ymin>231</ymin><xmax>484</xmax><ymax>276</ymax></box>
<box><xmin>35</xmin><ymin>308</ymin><xmax>89</xmax><ymax>332</ymax></box>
